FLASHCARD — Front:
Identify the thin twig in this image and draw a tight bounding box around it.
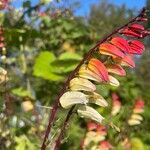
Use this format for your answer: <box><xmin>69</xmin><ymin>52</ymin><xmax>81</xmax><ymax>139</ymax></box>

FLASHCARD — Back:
<box><xmin>41</xmin><ymin>7</ymin><xmax>147</xmax><ymax>150</ymax></box>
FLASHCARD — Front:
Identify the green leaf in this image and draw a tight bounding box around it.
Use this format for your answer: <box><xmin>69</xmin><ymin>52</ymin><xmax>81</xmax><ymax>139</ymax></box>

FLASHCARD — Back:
<box><xmin>12</xmin><ymin>88</ymin><xmax>33</xmax><ymax>98</ymax></box>
<box><xmin>59</xmin><ymin>52</ymin><xmax>82</xmax><ymax>60</ymax></box>
<box><xmin>33</xmin><ymin>51</ymin><xmax>63</xmax><ymax>81</ymax></box>
<box><xmin>15</xmin><ymin>135</ymin><xmax>37</xmax><ymax>150</ymax></box>
<box><xmin>131</xmin><ymin>138</ymin><xmax>145</xmax><ymax>150</ymax></box>
<box><xmin>50</xmin><ymin>52</ymin><xmax>81</xmax><ymax>74</ymax></box>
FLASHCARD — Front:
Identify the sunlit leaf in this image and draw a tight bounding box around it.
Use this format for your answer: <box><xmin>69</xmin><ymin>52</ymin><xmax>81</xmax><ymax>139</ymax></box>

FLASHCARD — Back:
<box><xmin>33</xmin><ymin>51</ymin><xmax>63</xmax><ymax>81</ymax></box>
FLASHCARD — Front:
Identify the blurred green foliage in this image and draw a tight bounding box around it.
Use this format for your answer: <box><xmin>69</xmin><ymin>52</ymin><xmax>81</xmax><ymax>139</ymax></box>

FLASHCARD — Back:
<box><xmin>0</xmin><ymin>0</ymin><xmax>150</xmax><ymax>150</ymax></box>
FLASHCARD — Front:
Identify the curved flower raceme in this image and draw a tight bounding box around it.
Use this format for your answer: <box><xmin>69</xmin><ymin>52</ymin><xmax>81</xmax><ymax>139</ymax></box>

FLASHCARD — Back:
<box><xmin>128</xmin><ymin>98</ymin><xmax>145</xmax><ymax>126</ymax></box>
<box><xmin>59</xmin><ymin>10</ymin><xmax>149</xmax><ymax>124</ymax></box>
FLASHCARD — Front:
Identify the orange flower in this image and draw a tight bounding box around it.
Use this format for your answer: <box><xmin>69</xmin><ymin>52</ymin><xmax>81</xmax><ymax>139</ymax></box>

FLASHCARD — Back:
<box><xmin>113</xmin><ymin>55</ymin><xmax>135</xmax><ymax>68</ymax></box>
<box><xmin>99</xmin><ymin>43</ymin><xmax>125</xmax><ymax>58</ymax></box>
<box><xmin>110</xmin><ymin>37</ymin><xmax>130</xmax><ymax>53</ymax></box>
<box><xmin>88</xmin><ymin>58</ymin><xmax>109</xmax><ymax>82</ymax></box>
<box><xmin>106</xmin><ymin>64</ymin><xmax>126</xmax><ymax>76</ymax></box>
<box><xmin>128</xmin><ymin>40</ymin><xmax>145</xmax><ymax>55</ymax></box>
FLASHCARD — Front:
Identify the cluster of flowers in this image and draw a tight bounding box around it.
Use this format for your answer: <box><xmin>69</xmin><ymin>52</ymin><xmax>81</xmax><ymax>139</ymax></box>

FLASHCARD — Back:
<box><xmin>128</xmin><ymin>98</ymin><xmax>145</xmax><ymax>126</ymax></box>
<box><xmin>0</xmin><ymin>0</ymin><xmax>9</xmax><ymax>10</ymax></box>
<box><xmin>59</xmin><ymin>10</ymin><xmax>149</xmax><ymax>124</ymax></box>
<box><xmin>82</xmin><ymin>121</ymin><xmax>112</xmax><ymax>150</ymax></box>
<box><xmin>111</xmin><ymin>93</ymin><xmax>145</xmax><ymax>126</ymax></box>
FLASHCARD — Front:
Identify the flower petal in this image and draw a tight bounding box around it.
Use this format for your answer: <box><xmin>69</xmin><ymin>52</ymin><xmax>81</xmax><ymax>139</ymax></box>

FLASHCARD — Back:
<box><xmin>79</xmin><ymin>65</ymin><xmax>103</xmax><ymax>83</ymax></box>
<box><xmin>77</xmin><ymin>105</ymin><xmax>104</xmax><ymax>123</ymax></box>
<box><xmin>108</xmin><ymin>75</ymin><xmax>120</xmax><ymax>87</ymax></box>
<box><xmin>133</xmin><ymin>108</ymin><xmax>144</xmax><ymax>114</ymax></box>
<box><xmin>128</xmin><ymin>119</ymin><xmax>141</xmax><ymax>126</ymax></box>
<box><xmin>70</xmin><ymin>77</ymin><xmax>96</xmax><ymax>92</ymax></box>
<box><xmin>128</xmin><ymin>40</ymin><xmax>145</xmax><ymax>55</ymax></box>
<box><xmin>60</xmin><ymin>91</ymin><xmax>88</xmax><ymax>109</ymax></box>
<box><xmin>131</xmin><ymin>114</ymin><xmax>143</xmax><ymax>121</ymax></box>
<box><xmin>106</xmin><ymin>64</ymin><xmax>126</xmax><ymax>76</ymax></box>
<box><xmin>129</xmin><ymin>23</ymin><xmax>145</xmax><ymax>31</ymax></box>
<box><xmin>87</xmin><ymin>92</ymin><xmax>108</xmax><ymax>107</ymax></box>
<box><xmin>87</xmin><ymin>121</ymin><xmax>97</xmax><ymax>131</ymax></box>
<box><xmin>110</xmin><ymin>37</ymin><xmax>130</xmax><ymax>53</ymax></box>
<box><xmin>113</xmin><ymin>55</ymin><xmax>135</xmax><ymax>68</ymax></box>
<box><xmin>99</xmin><ymin>43</ymin><xmax>125</xmax><ymax>58</ymax></box>
<box><xmin>119</xmin><ymin>28</ymin><xmax>143</xmax><ymax>38</ymax></box>
<box><xmin>88</xmin><ymin>58</ymin><xmax>109</xmax><ymax>82</ymax></box>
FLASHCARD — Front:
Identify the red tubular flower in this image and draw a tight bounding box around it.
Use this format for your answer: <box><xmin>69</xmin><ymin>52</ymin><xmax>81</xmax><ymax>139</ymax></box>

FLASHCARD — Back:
<box><xmin>99</xmin><ymin>140</ymin><xmax>112</xmax><ymax>150</ymax></box>
<box><xmin>99</xmin><ymin>43</ymin><xmax>125</xmax><ymax>58</ymax></box>
<box><xmin>113</xmin><ymin>55</ymin><xmax>135</xmax><ymax>68</ymax></box>
<box><xmin>88</xmin><ymin>58</ymin><xmax>109</xmax><ymax>82</ymax></box>
<box><xmin>110</xmin><ymin>37</ymin><xmax>130</xmax><ymax>53</ymax></box>
<box><xmin>106</xmin><ymin>64</ymin><xmax>126</xmax><ymax>76</ymax></box>
<box><xmin>129</xmin><ymin>23</ymin><xmax>145</xmax><ymax>31</ymax></box>
<box><xmin>119</xmin><ymin>28</ymin><xmax>143</xmax><ymax>38</ymax></box>
<box><xmin>128</xmin><ymin>40</ymin><xmax>145</xmax><ymax>55</ymax></box>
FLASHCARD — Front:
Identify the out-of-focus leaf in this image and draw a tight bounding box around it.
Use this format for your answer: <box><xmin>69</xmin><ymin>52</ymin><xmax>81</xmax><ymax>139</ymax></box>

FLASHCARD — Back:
<box><xmin>50</xmin><ymin>52</ymin><xmax>82</xmax><ymax>74</ymax></box>
<box><xmin>15</xmin><ymin>135</ymin><xmax>37</xmax><ymax>150</ymax></box>
<box><xmin>131</xmin><ymin>138</ymin><xmax>145</xmax><ymax>150</ymax></box>
<box><xmin>59</xmin><ymin>52</ymin><xmax>82</xmax><ymax>61</ymax></box>
<box><xmin>12</xmin><ymin>88</ymin><xmax>33</xmax><ymax>98</ymax></box>
<box><xmin>33</xmin><ymin>51</ymin><xmax>63</xmax><ymax>81</ymax></box>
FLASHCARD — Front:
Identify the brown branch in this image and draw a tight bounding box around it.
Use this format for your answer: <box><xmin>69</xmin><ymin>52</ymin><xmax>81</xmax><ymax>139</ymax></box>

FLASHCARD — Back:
<box><xmin>41</xmin><ymin>7</ymin><xmax>147</xmax><ymax>150</ymax></box>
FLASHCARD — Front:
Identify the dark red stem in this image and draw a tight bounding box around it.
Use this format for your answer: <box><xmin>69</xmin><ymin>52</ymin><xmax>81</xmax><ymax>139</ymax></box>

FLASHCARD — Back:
<box><xmin>41</xmin><ymin>7</ymin><xmax>146</xmax><ymax>150</ymax></box>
